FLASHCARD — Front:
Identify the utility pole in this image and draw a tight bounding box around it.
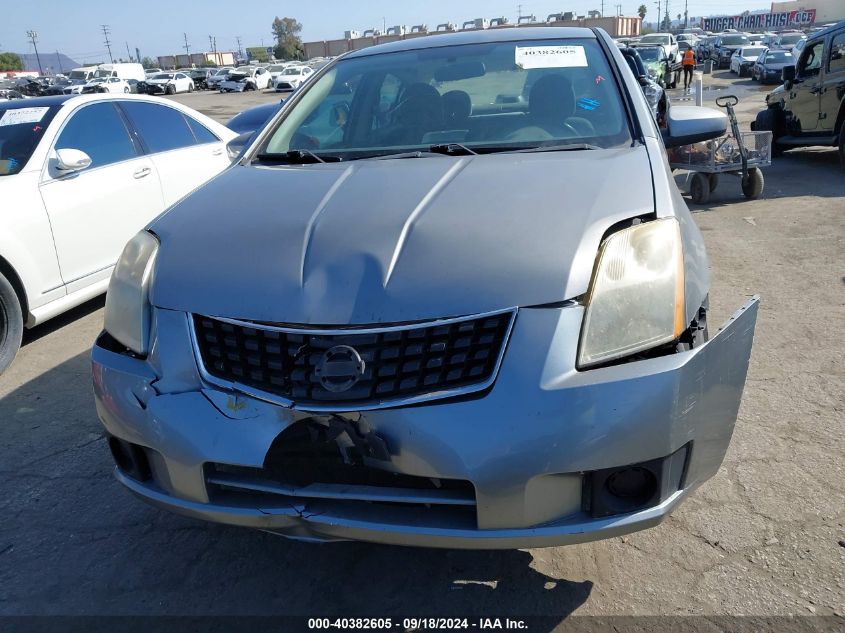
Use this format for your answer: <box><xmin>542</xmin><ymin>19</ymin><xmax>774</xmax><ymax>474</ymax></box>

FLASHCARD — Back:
<box><xmin>655</xmin><ymin>0</ymin><xmax>661</xmax><ymax>30</ymax></box>
<box><xmin>616</xmin><ymin>4</ymin><xmax>622</xmax><ymax>16</ymax></box>
<box><xmin>183</xmin><ymin>32</ymin><xmax>191</xmax><ymax>65</ymax></box>
<box><xmin>101</xmin><ymin>25</ymin><xmax>113</xmax><ymax>63</ymax></box>
<box><xmin>684</xmin><ymin>0</ymin><xmax>689</xmax><ymax>29</ymax></box>
<box><xmin>664</xmin><ymin>0</ymin><xmax>670</xmax><ymax>31</ymax></box>
<box><xmin>26</xmin><ymin>30</ymin><xmax>43</xmax><ymax>74</ymax></box>
<box><xmin>517</xmin><ymin>4</ymin><xmax>523</xmax><ymax>20</ymax></box>
<box><xmin>125</xmin><ymin>42</ymin><xmax>132</xmax><ymax>62</ymax></box>
<box><xmin>56</xmin><ymin>50</ymin><xmax>63</xmax><ymax>73</ymax></box>
<box><xmin>236</xmin><ymin>36</ymin><xmax>243</xmax><ymax>61</ymax></box>
<box><xmin>601</xmin><ymin>0</ymin><xmax>604</xmax><ymax>17</ymax></box>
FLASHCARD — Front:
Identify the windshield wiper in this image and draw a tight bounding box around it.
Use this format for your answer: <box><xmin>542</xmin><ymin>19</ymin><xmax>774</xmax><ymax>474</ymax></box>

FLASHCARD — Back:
<box><xmin>512</xmin><ymin>143</ymin><xmax>602</xmax><ymax>154</ymax></box>
<box><xmin>429</xmin><ymin>143</ymin><xmax>478</xmax><ymax>156</ymax></box>
<box><xmin>254</xmin><ymin>150</ymin><xmax>341</xmax><ymax>164</ymax></box>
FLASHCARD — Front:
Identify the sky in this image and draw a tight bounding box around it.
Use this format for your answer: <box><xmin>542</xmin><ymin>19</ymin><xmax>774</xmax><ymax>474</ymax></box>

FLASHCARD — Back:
<box><xmin>3</xmin><ymin>0</ymin><xmax>776</xmax><ymax>64</ymax></box>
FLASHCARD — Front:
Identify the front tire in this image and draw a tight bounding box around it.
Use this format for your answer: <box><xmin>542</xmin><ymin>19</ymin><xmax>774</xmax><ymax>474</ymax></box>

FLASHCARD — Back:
<box><xmin>741</xmin><ymin>168</ymin><xmax>764</xmax><ymax>199</ymax></box>
<box><xmin>0</xmin><ymin>272</ymin><xmax>23</xmax><ymax>375</ymax></box>
<box><xmin>690</xmin><ymin>172</ymin><xmax>711</xmax><ymax>204</ymax></box>
<box><xmin>754</xmin><ymin>108</ymin><xmax>784</xmax><ymax>157</ymax></box>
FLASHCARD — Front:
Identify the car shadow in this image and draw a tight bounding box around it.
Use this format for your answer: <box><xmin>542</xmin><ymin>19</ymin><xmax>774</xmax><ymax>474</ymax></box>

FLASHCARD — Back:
<box><xmin>20</xmin><ymin>295</ymin><xmax>105</xmax><ymax>348</ymax></box>
<box><xmin>0</xmin><ymin>351</ymin><xmax>593</xmax><ymax>622</ymax></box>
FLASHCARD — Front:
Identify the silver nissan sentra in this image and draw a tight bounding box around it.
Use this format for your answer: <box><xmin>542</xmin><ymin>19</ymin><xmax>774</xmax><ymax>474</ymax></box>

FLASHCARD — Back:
<box><xmin>93</xmin><ymin>27</ymin><xmax>759</xmax><ymax>548</ymax></box>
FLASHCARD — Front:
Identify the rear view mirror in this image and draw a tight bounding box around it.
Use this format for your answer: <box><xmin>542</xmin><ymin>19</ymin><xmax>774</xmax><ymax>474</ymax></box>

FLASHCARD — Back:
<box><xmin>661</xmin><ymin>106</ymin><xmax>727</xmax><ymax>148</ymax></box>
<box><xmin>55</xmin><ymin>148</ymin><xmax>92</xmax><ymax>173</ymax></box>
<box><xmin>434</xmin><ymin>61</ymin><xmax>486</xmax><ymax>83</ymax></box>
<box><xmin>226</xmin><ymin>132</ymin><xmax>254</xmax><ymax>161</ymax></box>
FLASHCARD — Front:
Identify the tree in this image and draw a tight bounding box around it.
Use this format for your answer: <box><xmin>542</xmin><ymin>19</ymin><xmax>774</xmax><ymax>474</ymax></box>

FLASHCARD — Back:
<box><xmin>272</xmin><ymin>16</ymin><xmax>304</xmax><ymax>60</ymax></box>
<box><xmin>638</xmin><ymin>4</ymin><xmax>647</xmax><ymax>20</ymax></box>
<box><xmin>140</xmin><ymin>56</ymin><xmax>158</xmax><ymax>69</ymax></box>
<box><xmin>0</xmin><ymin>52</ymin><xmax>24</xmax><ymax>72</ymax></box>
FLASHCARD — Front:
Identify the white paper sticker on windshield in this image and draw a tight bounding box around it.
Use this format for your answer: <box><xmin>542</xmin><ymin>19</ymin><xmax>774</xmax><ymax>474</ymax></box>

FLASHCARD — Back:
<box><xmin>515</xmin><ymin>45</ymin><xmax>588</xmax><ymax>69</ymax></box>
<box><xmin>0</xmin><ymin>107</ymin><xmax>50</xmax><ymax>127</ymax></box>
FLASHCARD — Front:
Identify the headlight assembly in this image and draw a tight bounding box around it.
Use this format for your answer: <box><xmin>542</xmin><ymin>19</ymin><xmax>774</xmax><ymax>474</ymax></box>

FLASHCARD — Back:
<box><xmin>578</xmin><ymin>218</ymin><xmax>685</xmax><ymax>368</ymax></box>
<box><xmin>104</xmin><ymin>231</ymin><xmax>159</xmax><ymax>355</ymax></box>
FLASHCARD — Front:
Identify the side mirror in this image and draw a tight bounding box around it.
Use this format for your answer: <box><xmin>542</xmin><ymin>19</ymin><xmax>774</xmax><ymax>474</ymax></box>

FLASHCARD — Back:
<box><xmin>782</xmin><ymin>64</ymin><xmax>795</xmax><ymax>89</ymax></box>
<box><xmin>661</xmin><ymin>105</ymin><xmax>727</xmax><ymax>148</ymax></box>
<box><xmin>226</xmin><ymin>131</ymin><xmax>254</xmax><ymax>161</ymax></box>
<box><xmin>55</xmin><ymin>148</ymin><xmax>92</xmax><ymax>173</ymax></box>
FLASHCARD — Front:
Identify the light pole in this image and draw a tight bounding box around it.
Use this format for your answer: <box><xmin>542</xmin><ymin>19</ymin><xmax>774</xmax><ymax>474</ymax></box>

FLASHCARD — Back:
<box><xmin>26</xmin><ymin>30</ymin><xmax>43</xmax><ymax>74</ymax></box>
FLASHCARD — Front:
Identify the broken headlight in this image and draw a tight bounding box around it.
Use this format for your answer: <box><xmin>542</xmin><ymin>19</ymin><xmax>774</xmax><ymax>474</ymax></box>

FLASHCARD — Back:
<box><xmin>578</xmin><ymin>218</ymin><xmax>685</xmax><ymax>368</ymax></box>
<box><xmin>104</xmin><ymin>231</ymin><xmax>159</xmax><ymax>355</ymax></box>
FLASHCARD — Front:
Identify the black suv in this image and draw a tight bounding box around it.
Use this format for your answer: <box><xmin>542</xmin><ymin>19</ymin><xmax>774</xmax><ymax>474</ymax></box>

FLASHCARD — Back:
<box><xmin>753</xmin><ymin>20</ymin><xmax>845</xmax><ymax>164</ymax></box>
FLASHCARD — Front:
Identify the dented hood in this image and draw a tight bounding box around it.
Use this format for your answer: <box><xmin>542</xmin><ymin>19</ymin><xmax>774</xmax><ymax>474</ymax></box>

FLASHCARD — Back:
<box><xmin>150</xmin><ymin>146</ymin><xmax>655</xmax><ymax>324</ymax></box>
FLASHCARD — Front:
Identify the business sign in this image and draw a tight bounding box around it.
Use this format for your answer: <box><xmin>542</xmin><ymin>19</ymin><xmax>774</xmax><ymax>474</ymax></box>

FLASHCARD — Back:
<box><xmin>703</xmin><ymin>9</ymin><xmax>816</xmax><ymax>32</ymax></box>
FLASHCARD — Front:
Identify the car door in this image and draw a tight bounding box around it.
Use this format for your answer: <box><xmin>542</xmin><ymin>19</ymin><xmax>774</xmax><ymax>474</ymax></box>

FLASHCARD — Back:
<box><xmin>118</xmin><ymin>100</ymin><xmax>229</xmax><ymax>206</ymax></box>
<box><xmin>819</xmin><ymin>31</ymin><xmax>845</xmax><ymax>132</ymax></box>
<box><xmin>787</xmin><ymin>40</ymin><xmax>825</xmax><ymax>133</ymax></box>
<box><xmin>38</xmin><ymin>101</ymin><xmax>165</xmax><ymax>292</ymax></box>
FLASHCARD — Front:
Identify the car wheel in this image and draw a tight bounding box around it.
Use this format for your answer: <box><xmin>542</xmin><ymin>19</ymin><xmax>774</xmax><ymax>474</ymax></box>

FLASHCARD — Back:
<box><xmin>0</xmin><ymin>272</ymin><xmax>24</xmax><ymax>375</ymax></box>
<box><xmin>741</xmin><ymin>168</ymin><xmax>764</xmax><ymax>199</ymax></box>
<box><xmin>166</xmin><ymin>84</ymin><xmax>175</xmax><ymax>95</ymax></box>
<box><xmin>690</xmin><ymin>172</ymin><xmax>710</xmax><ymax>204</ymax></box>
<box><xmin>124</xmin><ymin>86</ymin><xmax>130</xmax><ymax>93</ymax></box>
<box><xmin>754</xmin><ymin>108</ymin><xmax>784</xmax><ymax>157</ymax></box>
<box><xmin>708</xmin><ymin>173</ymin><xmax>719</xmax><ymax>192</ymax></box>
<box><xmin>188</xmin><ymin>83</ymin><xmax>194</xmax><ymax>92</ymax></box>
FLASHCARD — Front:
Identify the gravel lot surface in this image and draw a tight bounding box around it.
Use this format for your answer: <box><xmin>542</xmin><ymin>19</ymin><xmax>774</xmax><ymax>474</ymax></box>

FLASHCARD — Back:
<box><xmin>0</xmin><ymin>72</ymin><xmax>843</xmax><ymax>621</ymax></box>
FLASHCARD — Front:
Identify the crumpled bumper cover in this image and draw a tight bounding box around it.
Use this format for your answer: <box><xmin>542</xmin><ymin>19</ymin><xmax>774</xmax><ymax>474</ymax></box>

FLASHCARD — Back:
<box><xmin>92</xmin><ymin>298</ymin><xmax>759</xmax><ymax>548</ymax></box>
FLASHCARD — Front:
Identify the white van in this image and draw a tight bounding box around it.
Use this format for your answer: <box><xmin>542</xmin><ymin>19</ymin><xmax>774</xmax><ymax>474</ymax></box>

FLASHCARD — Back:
<box><xmin>67</xmin><ymin>66</ymin><xmax>98</xmax><ymax>82</ymax></box>
<box><xmin>94</xmin><ymin>63</ymin><xmax>145</xmax><ymax>82</ymax></box>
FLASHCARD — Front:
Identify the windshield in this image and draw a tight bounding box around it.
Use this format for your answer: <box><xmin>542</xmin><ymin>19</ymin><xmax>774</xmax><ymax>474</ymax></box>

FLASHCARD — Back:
<box><xmin>721</xmin><ymin>35</ymin><xmax>749</xmax><ymax>46</ymax></box>
<box><xmin>269</xmin><ymin>65</ymin><xmax>287</xmax><ymax>72</ymax></box>
<box><xmin>259</xmin><ymin>38</ymin><xmax>631</xmax><ymax>161</ymax></box>
<box><xmin>743</xmin><ymin>47</ymin><xmax>766</xmax><ymax>57</ymax></box>
<box><xmin>636</xmin><ymin>47</ymin><xmax>663</xmax><ymax>61</ymax></box>
<box><xmin>94</xmin><ymin>69</ymin><xmax>114</xmax><ymax>78</ymax></box>
<box><xmin>283</xmin><ymin>67</ymin><xmax>303</xmax><ymax>75</ymax></box>
<box><xmin>640</xmin><ymin>35</ymin><xmax>670</xmax><ymax>45</ymax></box>
<box><xmin>0</xmin><ymin>105</ymin><xmax>60</xmax><ymax>176</ymax></box>
<box><xmin>779</xmin><ymin>34</ymin><xmax>804</xmax><ymax>44</ymax></box>
<box><xmin>68</xmin><ymin>70</ymin><xmax>89</xmax><ymax>80</ymax></box>
<box><xmin>764</xmin><ymin>51</ymin><xmax>793</xmax><ymax>63</ymax></box>
<box><xmin>153</xmin><ymin>73</ymin><xmax>174</xmax><ymax>80</ymax></box>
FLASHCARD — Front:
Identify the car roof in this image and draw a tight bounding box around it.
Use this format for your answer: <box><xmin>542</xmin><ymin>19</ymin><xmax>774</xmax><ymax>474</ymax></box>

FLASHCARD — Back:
<box><xmin>344</xmin><ymin>26</ymin><xmax>596</xmax><ymax>58</ymax></box>
<box><xmin>0</xmin><ymin>95</ymin><xmax>74</xmax><ymax>108</ymax></box>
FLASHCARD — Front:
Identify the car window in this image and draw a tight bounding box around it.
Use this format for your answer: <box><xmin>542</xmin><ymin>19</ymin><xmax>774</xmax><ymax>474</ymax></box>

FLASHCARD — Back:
<box><xmin>120</xmin><ymin>101</ymin><xmax>197</xmax><ymax>153</ymax></box>
<box><xmin>185</xmin><ymin>116</ymin><xmax>220</xmax><ymax>144</ymax></box>
<box><xmin>262</xmin><ymin>37</ymin><xmax>631</xmax><ymax>158</ymax></box>
<box><xmin>54</xmin><ymin>102</ymin><xmax>137</xmax><ymax>169</ymax></box>
<box><xmin>0</xmin><ymin>104</ymin><xmax>61</xmax><ymax>176</ymax></box>
<box><xmin>798</xmin><ymin>41</ymin><xmax>824</xmax><ymax>76</ymax></box>
<box><xmin>830</xmin><ymin>33</ymin><xmax>845</xmax><ymax>73</ymax></box>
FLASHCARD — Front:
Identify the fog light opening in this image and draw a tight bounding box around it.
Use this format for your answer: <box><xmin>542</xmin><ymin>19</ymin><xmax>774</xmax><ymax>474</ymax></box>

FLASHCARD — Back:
<box><xmin>606</xmin><ymin>467</ymin><xmax>657</xmax><ymax>505</ymax></box>
<box><xmin>108</xmin><ymin>437</ymin><xmax>152</xmax><ymax>482</ymax></box>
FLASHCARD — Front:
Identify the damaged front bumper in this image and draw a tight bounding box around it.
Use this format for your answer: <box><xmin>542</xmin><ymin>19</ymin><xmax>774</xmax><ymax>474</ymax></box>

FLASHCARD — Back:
<box><xmin>93</xmin><ymin>298</ymin><xmax>758</xmax><ymax>548</ymax></box>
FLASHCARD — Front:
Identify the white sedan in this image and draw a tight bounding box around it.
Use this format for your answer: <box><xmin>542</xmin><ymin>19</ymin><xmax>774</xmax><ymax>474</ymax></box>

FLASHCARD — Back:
<box><xmin>144</xmin><ymin>72</ymin><xmax>194</xmax><ymax>95</ymax></box>
<box><xmin>274</xmin><ymin>65</ymin><xmax>314</xmax><ymax>91</ymax></box>
<box><xmin>0</xmin><ymin>94</ymin><xmax>237</xmax><ymax>372</ymax></box>
<box><xmin>729</xmin><ymin>46</ymin><xmax>767</xmax><ymax>76</ymax></box>
<box><xmin>219</xmin><ymin>66</ymin><xmax>272</xmax><ymax>92</ymax></box>
<box><xmin>81</xmin><ymin>77</ymin><xmax>131</xmax><ymax>93</ymax></box>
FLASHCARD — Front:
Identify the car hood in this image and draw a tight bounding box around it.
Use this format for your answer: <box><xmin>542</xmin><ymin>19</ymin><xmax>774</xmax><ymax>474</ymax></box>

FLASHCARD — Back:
<box><xmin>147</xmin><ymin>78</ymin><xmax>172</xmax><ymax>84</ymax></box>
<box><xmin>150</xmin><ymin>146</ymin><xmax>656</xmax><ymax>324</ymax></box>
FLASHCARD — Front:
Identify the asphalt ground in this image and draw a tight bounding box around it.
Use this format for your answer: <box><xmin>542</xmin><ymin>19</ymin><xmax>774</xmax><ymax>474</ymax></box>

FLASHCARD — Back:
<box><xmin>0</xmin><ymin>71</ymin><xmax>843</xmax><ymax>622</ymax></box>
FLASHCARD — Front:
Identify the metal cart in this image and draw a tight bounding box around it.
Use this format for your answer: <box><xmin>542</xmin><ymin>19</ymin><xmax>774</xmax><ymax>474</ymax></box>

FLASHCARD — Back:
<box><xmin>669</xmin><ymin>95</ymin><xmax>771</xmax><ymax>205</ymax></box>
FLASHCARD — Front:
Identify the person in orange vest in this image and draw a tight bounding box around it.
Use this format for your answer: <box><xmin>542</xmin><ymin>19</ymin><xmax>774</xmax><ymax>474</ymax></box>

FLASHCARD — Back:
<box><xmin>682</xmin><ymin>47</ymin><xmax>696</xmax><ymax>91</ymax></box>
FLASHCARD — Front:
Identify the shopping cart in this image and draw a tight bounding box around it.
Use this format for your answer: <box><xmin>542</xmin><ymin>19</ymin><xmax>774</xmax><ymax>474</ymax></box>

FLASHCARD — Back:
<box><xmin>668</xmin><ymin>95</ymin><xmax>771</xmax><ymax>204</ymax></box>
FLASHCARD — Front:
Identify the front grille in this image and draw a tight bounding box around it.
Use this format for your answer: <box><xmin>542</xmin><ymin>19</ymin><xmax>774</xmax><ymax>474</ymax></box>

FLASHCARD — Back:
<box><xmin>192</xmin><ymin>310</ymin><xmax>515</xmax><ymax>409</ymax></box>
